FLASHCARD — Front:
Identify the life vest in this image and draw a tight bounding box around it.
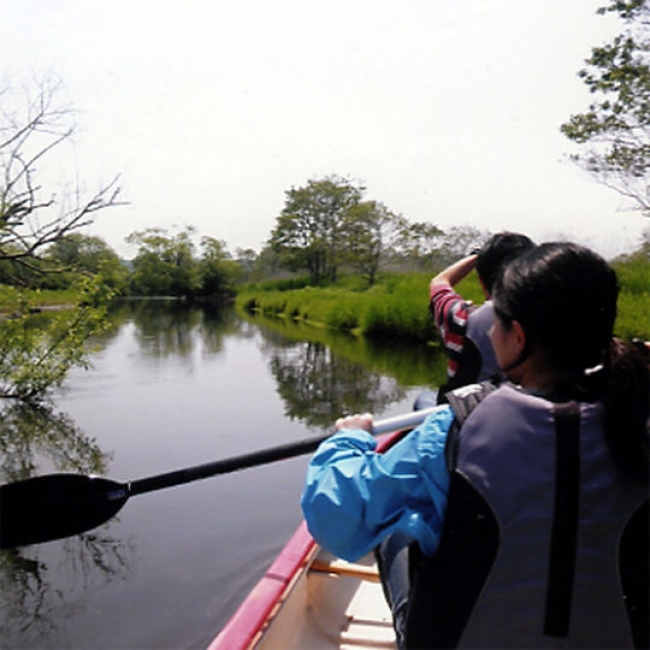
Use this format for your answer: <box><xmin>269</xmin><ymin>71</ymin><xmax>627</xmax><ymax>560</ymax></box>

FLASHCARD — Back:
<box><xmin>465</xmin><ymin>302</ymin><xmax>498</xmax><ymax>382</ymax></box>
<box><xmin>406</xmin><ymin>382</ymin><xmax>649</xmax><ymax>649</ymax></box>
<box><xmin>438</xmin><ymin>302</ymin><xmax>500</xmax><ymax>404</ymax></box>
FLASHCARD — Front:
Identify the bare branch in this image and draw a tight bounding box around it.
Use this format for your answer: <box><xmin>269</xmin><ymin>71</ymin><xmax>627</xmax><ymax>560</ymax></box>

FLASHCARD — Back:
<box><xmin>0</xmin><ymin>76</ymin><xmax>125</xmax><ymax>270</ymax></box>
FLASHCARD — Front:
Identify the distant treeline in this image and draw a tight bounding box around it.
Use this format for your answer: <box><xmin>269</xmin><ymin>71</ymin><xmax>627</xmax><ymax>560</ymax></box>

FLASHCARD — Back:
<box><xmin>2</xmin><ymin>175</ymin><xmax>649</xmax><ymax>308</ymax></box>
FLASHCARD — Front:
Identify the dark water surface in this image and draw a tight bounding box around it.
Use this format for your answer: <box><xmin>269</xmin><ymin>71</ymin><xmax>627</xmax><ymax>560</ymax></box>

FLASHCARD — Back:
<box><xmin>0</xmin><ymin>301</ymin><xmax>443</xmax><ymax>649</ymax></box>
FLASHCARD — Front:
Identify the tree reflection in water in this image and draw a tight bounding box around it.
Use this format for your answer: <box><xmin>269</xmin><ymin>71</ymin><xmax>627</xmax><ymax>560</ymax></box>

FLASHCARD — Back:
<box><xmin>249</xmin><ymin>311</ymin><xmax>446</xmax><ymax>429</ymax></box>
<box><xmin>0</xmin><ymin>400</ymin><xmax>134</xmax><ymax>648</ymax></box>
<box><xmin>0</xmin><ymin>303</ymin><xmax>446</xmax><ymax>648</ymax></box>
<box><xmin>111</xmin><ymin>298</ymin><xmax>241</xmax><ymax>359</ymax></box>
<box><xmin>269</xmin><ymin>339</ymin><xmax>407</xmax><ymax>427</ymax></box>
<box><xmin>0</xmin><ymin>400</ymin><xmax>110</xmax><ymax>483</ymax></box>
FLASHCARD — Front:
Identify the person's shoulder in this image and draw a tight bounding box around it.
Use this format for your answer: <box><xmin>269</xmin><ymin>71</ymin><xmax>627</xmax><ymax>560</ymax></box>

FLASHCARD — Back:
<box><xmin>430</xmin><ymin>284</ymin><xmax>472</xmax><ymax>316</ymax></box>
<box><xmin>470</xmin><ymin>382</ymin><xmax>557</xmax><ymax>416</ymax></box>
<box><xmin>445</xmin><ymin>380</ymin><xmax>501</xmax><ymax>426</ymax></box>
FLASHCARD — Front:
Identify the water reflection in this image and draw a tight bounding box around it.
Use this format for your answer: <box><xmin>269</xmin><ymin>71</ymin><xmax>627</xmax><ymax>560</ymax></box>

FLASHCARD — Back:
<box><xmin>0</xmin><ymin>401</ymin><xmax>134</xmax><ymax>649</ymax></box>
<box><xmin>247</xmin><ymin>311</ymin><xmax>446</xmax><ymax>428</ymax></box>
<box><xmin>0</xmin><ymin>304</ymin><xmax>285</xmax><ymax>648</ymax></box>
<box><xmin>0</xmin><ymin>533</ymin><xmax>134</xmax><ymax>649</ymax></box>
<box><xmin>269</xmin><ymin>339</ymin><xmax>407</xmax><ymax>427</ymax></box>
<box><xmin>0</xmin><ymin>302</ymin><xmax>445</xmax><ymax>648</ymax></box>
<box><xmin>107</xmin><ymin>299</ymin><xmax>242</xmax><ymax>357</ymax></box>
<box><xmin>247</xmin><ymin>310</ymin><xmax>447</xmax><ymax>389</ymax></box>
<box><xmin>0</xmin><ymin>400</ymin><xmax>110</xmax><ymax>482</ymax></box>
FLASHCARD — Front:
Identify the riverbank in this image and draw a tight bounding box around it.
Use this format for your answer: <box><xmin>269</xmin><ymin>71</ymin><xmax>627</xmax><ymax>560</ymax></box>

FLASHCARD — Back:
<box><xmin>236</xmin><ymin>262</ymin><xmax>650</xmax><ymax>342</ymax></box>
<box><xmin>236</xmin><ymin>273</ymin><xmax>440</xmax><ymax>344</ymax></box>
<box><xmin>4</xmin><ymin>256</ymin><xmax>649</xmax><ymax>341</ymax></box>
<box><xmin>0</xmin><ymin>286</ymin><xmax>81</xmax><ymax>313</ymax></box>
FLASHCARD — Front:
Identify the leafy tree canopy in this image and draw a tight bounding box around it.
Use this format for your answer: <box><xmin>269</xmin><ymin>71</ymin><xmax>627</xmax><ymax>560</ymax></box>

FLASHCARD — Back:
<box><xmin>126</xmin><ymin>226</ymin><xmax>199</xmax><ymax>297</ymax></box>
<box><xmin>197</xmin><ymin>236</ymin><xmax>238</xmax><ymax>299</ymax></box>
<box><xmin>269</xmin><ymin>176</ymin><xmax>364</xmax><ymax>284</ymax></box>
<box><xmin>561</xmin><ymin>0</ymin><xmax>650</xmax><ymax>214</ymax></box>
<box><xmin>44</xmin><ymin>233</ymin><xmax>129</xmax><ymax>294</ymax></box>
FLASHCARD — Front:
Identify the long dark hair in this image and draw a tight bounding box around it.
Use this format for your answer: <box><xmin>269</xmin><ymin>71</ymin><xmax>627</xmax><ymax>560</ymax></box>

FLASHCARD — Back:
<box><xmin>492</xmin><ymin>242</ymin><xmax>649</xmax><ymax>482</ymax></box>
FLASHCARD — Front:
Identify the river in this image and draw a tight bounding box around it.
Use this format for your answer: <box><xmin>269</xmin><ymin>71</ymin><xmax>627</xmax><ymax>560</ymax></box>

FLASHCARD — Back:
<box><xmin>0</xmin><ymin>300</ymin><xmax>444</xmax><ymax>649</ymax></box>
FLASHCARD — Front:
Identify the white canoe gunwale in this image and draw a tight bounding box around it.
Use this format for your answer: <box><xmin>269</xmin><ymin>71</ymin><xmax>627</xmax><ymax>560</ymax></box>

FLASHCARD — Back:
<box><xmin>208</xmin><ymin>431</ymin><xmax>404</xmax><ymax>650</ymax></box>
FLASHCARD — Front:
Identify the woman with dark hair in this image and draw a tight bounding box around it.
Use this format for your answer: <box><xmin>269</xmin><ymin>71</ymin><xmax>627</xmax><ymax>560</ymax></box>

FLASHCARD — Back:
<box><xmin>301</xmin><ymin>242</ymin><xmax>649</xmax><ymax>649</ymax></box>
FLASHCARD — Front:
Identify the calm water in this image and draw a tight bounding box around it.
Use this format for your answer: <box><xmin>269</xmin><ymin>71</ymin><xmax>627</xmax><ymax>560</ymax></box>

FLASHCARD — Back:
<box><xmin>0</xmin><ymin>300</ymin><xmax>444</xmax><ymax>649</ymax></box>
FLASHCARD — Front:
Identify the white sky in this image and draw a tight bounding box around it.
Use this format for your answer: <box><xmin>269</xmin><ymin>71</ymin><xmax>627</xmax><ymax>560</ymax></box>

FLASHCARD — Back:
<box><xmin>4</xmin><ymin>0</ymin><xmax>648</xmax><ymax>259</ymax></box>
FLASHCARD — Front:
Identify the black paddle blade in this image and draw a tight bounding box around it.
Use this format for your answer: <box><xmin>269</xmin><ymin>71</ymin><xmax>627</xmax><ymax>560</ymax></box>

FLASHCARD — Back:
<box><xmin>0</xmin><ymin>474</ymin><xmax>129</xmax><ymax>549</ymax></box>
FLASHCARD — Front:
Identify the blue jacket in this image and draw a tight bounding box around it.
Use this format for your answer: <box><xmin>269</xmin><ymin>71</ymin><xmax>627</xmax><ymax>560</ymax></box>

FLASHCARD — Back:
<box><xmin>300</xmin><ymin>406</ymin><xmax>454</xmax><ymax>562</ymax></box>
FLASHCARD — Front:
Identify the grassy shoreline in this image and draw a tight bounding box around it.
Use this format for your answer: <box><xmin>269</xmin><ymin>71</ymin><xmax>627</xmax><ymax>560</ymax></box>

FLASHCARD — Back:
<box><xmin>236</xmin><ymin>264</ymin><xmax>650</xmax><ymax>343</ymax></box>
<box><xmin>0</xmin><ymin>286</ymin><xmax>81</xmax><ymax>315</ymax></box>
<box><xmin>3</xmin><ymin>257</ymin><xmax>648</xmax><ymax>341</ymax></box>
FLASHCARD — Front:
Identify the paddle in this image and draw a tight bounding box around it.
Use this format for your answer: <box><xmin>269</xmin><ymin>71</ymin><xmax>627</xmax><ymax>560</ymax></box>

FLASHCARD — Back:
<box><xmin>0</xmin><ymin>405</ymin><xmax>442</xmax><ymax>549</ymax></box>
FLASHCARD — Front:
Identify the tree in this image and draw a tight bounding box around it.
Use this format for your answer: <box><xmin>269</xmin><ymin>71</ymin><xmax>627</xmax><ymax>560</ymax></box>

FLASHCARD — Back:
<box><xmin>251</xmin><ymin>244</ymin><xmax>287</xmax><ymax>282</ymax></box>
<box><xmin>45</xmin><ymin>233</ymin><xmax>129</xmax><ymax>293</ymax></box>
<box><xmin>0</xmin><ymin>76</ymin><xmax>123</xmax><ymax>401</ymax></box>
<box><xmin>127</xmin><ymin>227</ymin><xmax>199</xmax><ymax>297</ymax></box>
<box><xmin>391</xmin><ymin>219</ymin><xmax>445</xmax><ymax>271</ymax></box>
<box><xmin>197</xmin><ymin>236</ymin><xmax>238</xmax><ymax>299</ymax></box>
<box><xmin>269</xmin><ymin>176</ymin><xmax>364</xmax><ymax>284</ymax></box>
<box><xmin>342</xmin><ymin>201</ymin><xmax>404</xmax><ymax>284</ymax></box>
<box><xmin>0</xmin><ymin>277</ymin><xmax>112</xmax><ymax>401</ymax></box>
<box><xmin>561</xmin><ymin>1</ymin><xmax>650</xmax><ymax>214</ymax></box>
<box><xmin>47</xmin><ymin>233</ymin><xmax>113</xmax><ymax>271</ymax></box>
<box><xmin>0</xmin><ymin>76</ymin><xmax>123</xmax><ymax>275</ymax></box>
<box><xmin>0</xmin><ymin>241</ymin><xmax>51</xmax><ymax>287</ymax></box>
<box><xmin>430</xmin><ymin>225</ymin><xmax>490</xmax><ymax>269</ymax></box>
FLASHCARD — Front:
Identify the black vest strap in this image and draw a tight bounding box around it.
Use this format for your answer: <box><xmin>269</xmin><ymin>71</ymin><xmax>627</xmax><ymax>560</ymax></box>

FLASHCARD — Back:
<box><xmin>543</xmin><ymin>402</ymin><xmax>581</xmax><ymax>637</ymax></box>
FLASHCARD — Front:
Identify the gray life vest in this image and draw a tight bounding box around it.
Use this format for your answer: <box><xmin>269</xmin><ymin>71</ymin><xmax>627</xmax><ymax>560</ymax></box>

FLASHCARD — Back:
<box><xmin>437</xmin><ymin>303</ymin><xmax>500</xmax><ymax>404</ymax></box>
<box><xmin>465</xmin><ymin>301</ymin><xmax>498</xmax><ymax>382</ymax></box>
<box><xmin>406</xmin><ymin>382</ymin><xmax>649</xmax><ymax>649</ymax></box>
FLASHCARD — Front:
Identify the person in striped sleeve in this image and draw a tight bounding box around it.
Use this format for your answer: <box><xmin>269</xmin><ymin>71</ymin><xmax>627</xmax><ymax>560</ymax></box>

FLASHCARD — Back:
<box><xmin>427</xmin><ymin>232</ymin><xmax>535</xmax><ymax>405</ymax></box>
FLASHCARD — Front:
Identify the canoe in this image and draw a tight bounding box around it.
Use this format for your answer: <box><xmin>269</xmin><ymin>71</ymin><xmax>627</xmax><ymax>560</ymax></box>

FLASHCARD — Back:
<box><xmin>208</xmin><ymin>523</ymin><xmax>396</xmax><ymax>650</ymax></box>
<box><xmin>207</xmin><ymin>430</ymin><xmax>403</xmax><ymax>650</ymax></box>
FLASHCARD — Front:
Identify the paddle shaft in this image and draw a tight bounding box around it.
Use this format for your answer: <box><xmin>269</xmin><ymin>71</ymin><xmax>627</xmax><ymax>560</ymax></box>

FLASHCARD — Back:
<box><xmin>0</xmin><ymin>405</ymin><xmax>442</xmax><ymax>548</ymax></box>
<box><xmin>129</xmin><ymin>405</ymin><xmax>441</xmax><ymax>496</ymax></box>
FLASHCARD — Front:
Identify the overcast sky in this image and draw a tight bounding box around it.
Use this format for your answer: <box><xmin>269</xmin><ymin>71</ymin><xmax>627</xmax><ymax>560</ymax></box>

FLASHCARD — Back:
<box><xmin>4</xmin><ymin>0</ymin><xmax>648</xmax><ymax>258</ymax></box>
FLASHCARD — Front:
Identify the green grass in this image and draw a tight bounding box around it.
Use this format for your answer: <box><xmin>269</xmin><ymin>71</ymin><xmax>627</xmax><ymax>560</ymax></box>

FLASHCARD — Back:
<box><xmin>237</xmin><ymin>259</ymin><xmax>650</xmax><ymax>343</ymax></box>
<box><xmin>0</xmin><ymin>286</ymin><xmax>81</xmax><ymax>313</ymax></box>
<box><xmin>5</xmin><ymin>254</ymin><xmax>648</xmax><ymax>342</ymax></box>
<box><xmin>611</xmin><ymin>255</ymin><xmax>650</xmax><ymax>339</ymax></box>
<box><xmin>236</xmin><ymin>273</ymin><xmax>438</xmax><ymax>343</ymax></box>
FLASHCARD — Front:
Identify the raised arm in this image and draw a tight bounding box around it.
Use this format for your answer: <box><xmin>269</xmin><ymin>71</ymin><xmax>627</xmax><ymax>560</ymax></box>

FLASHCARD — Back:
<box><xmin>430</xmin><ymin>254</ymin><xmax>478</xmax><ymax>292</ymax></box>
